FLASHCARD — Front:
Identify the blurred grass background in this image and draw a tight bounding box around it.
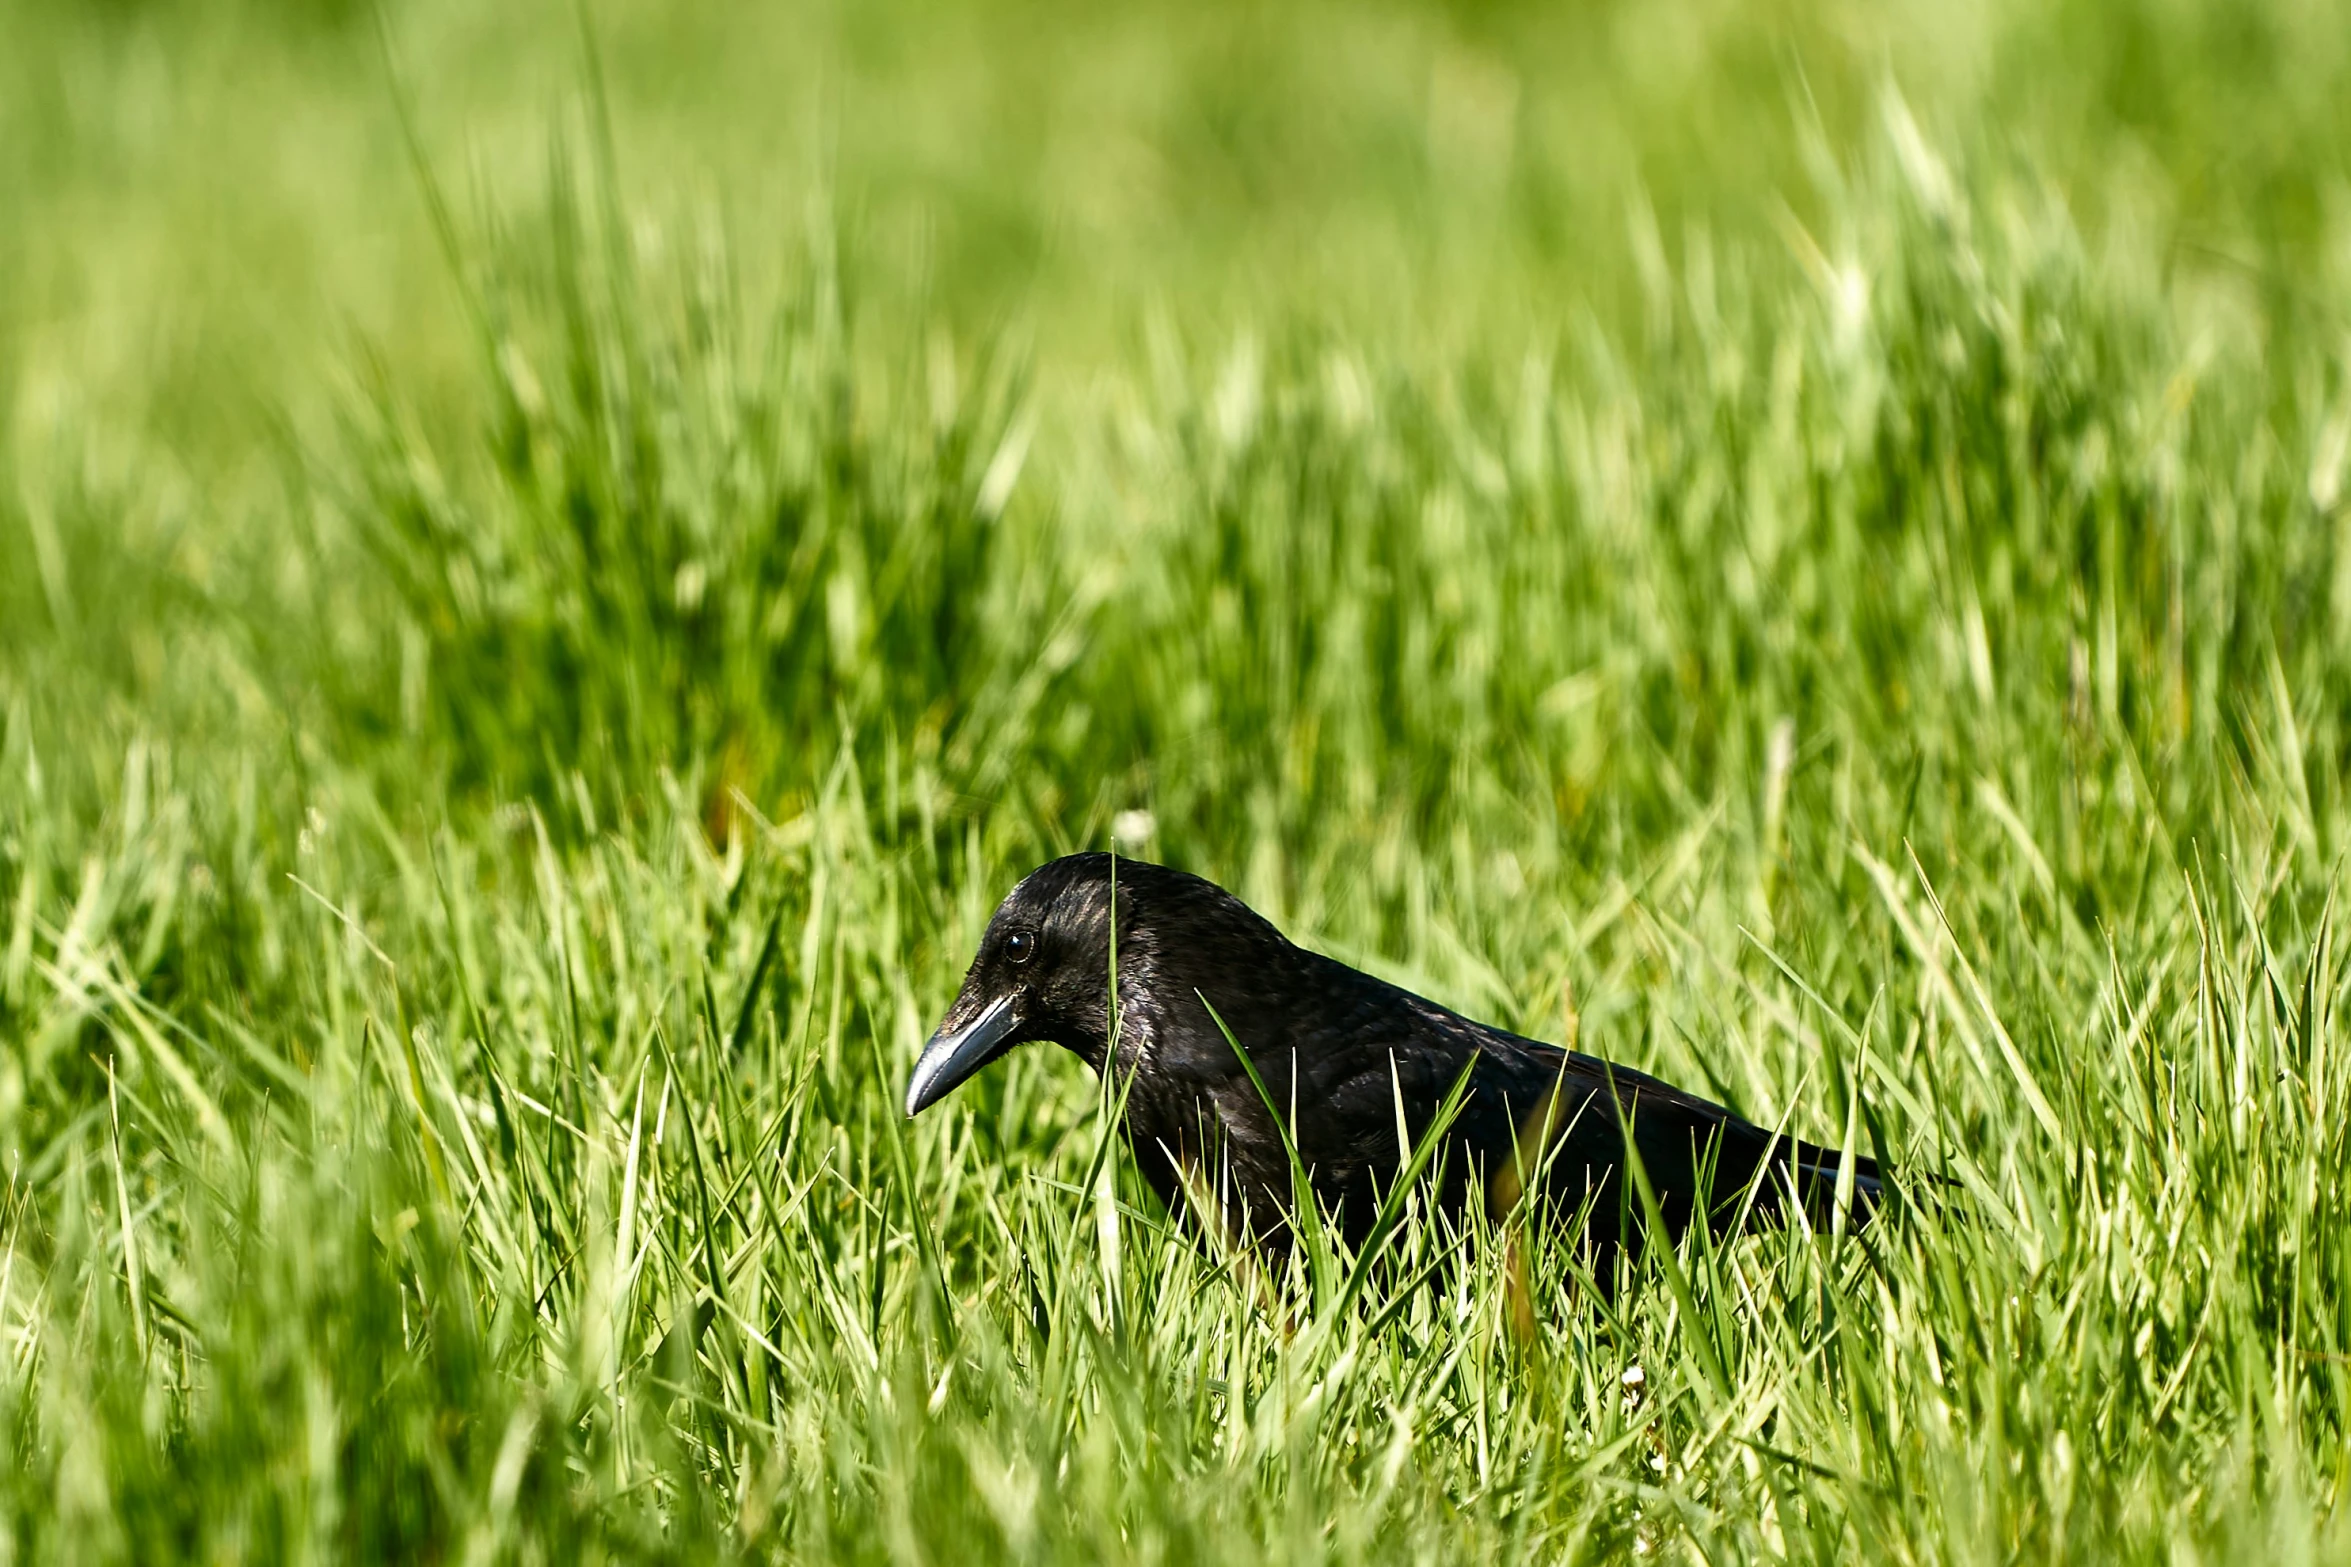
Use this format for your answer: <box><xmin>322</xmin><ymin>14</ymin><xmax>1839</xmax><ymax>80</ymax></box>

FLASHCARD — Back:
<box><xmin>7</xmin><ymin>0</ymin><xmax>2351</xmax><ymax>1560</ymax></box>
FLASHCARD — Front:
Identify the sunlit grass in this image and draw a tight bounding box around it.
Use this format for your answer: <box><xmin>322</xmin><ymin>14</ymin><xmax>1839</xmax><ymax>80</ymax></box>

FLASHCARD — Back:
<box><xmin>6</xmin><ymin>0</ymin><xmax>2351</xmax><ymax>1561</ymax></box>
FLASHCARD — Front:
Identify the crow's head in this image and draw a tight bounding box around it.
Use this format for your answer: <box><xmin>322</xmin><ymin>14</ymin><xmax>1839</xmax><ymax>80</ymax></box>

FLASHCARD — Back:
<box><xmin>904</xmin><ymin>853</ymin><xmax>1137</xmax><ymax>1117</ymax></box>
<box><xmin>905</xmin><ymin>852</ymin><xmax>1284</xmax><ymax>1117</ymax></box>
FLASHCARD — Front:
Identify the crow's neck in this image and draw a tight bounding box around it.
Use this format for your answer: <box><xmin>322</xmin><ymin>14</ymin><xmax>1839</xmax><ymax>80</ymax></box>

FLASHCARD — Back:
<box><xmin>1116</xmin><ymin>921</ymin><xmax>1320</xmax><ymax>1062</ymax></box>
<box><xmin>1059</xmin><ymin>1015</ymin><xmax>1115</xmax><ymax>1074</ymax></box>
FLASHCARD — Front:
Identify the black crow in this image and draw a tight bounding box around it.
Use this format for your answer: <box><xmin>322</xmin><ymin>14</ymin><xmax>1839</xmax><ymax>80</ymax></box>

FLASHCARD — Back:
<box><xmin>906</xmin><ymin>854</ymin><xmax>1880</xmax><ymax>1269</ymax></box>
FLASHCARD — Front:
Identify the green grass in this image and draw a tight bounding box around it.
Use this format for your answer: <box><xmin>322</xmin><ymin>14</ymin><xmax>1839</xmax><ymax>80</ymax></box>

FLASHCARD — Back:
<box><xmin>8</xmin><ymin>0</ymin><xmax>2351</xmax><ymax>1559</ymax></box>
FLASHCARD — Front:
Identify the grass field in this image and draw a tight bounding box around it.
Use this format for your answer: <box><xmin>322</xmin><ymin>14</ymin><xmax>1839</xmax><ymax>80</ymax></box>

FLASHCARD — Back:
<box><xmin>8</xmin><ymin>0</ymin><xmax>2351</xmax><ymax>1559</ymax></box>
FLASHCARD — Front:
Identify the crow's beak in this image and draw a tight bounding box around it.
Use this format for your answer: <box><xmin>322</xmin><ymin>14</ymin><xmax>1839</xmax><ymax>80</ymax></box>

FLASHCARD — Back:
<box><xmin>905</xmin><ymin>993</ymin><xmax>1023</xmax><ymax>1117</ymax></box>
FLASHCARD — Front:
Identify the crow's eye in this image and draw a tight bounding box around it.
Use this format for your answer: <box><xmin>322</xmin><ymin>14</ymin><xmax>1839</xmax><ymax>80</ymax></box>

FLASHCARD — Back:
<box><xmin>1004</xmin><ymin>930</ymin><xmax>1036</xmax><ymax>965</ymax></box>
